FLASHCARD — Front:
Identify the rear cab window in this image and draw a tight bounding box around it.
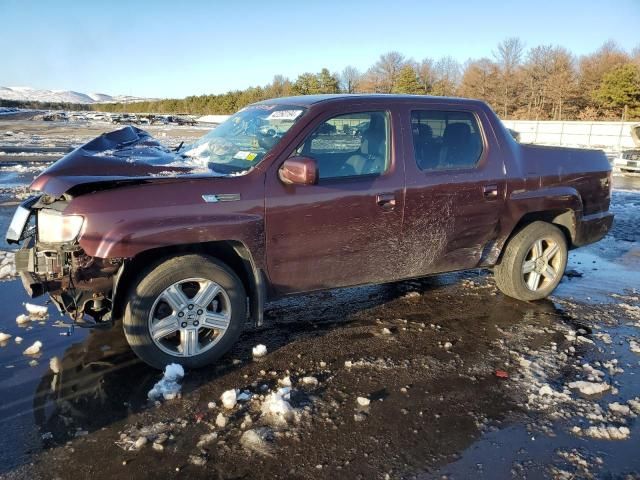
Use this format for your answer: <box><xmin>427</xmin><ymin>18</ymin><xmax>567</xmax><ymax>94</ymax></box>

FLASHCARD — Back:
<box><xmin>411</xmin><ymin>110</ymin><xmax>483</xmax><ymax>171</ymax></box>
<box><xmin>296</xmin><ymin>111</ymin><xmax>390</xmax><ymax>180</ymax></box>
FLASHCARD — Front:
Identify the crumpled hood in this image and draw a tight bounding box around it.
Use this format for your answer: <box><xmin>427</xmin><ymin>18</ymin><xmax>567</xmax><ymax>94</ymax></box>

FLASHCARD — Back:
<box><xmin>30</xmin><ymin>126</ymin><xmax>197</xmax><ymax>197</ymax></box>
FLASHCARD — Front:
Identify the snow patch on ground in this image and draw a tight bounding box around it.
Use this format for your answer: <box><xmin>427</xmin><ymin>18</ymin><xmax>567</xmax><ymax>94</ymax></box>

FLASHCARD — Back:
<box><xmin>0</xmin><ymin>251</ymin><xmax>16</xmax><ymax>280</ymax></box>
<box><xmin>252</xmin><ymin>344</ymin><xmax>267</xmax><ymax>358</ymax></box>
<box><xmin>23</xmin><ymin>340</ymin><xmax>42</xmax><ymax>355</ymax></box>
<box><xmin>568</xmin><ymin>381</ymin><xmax>610</xmax><ymax>396</ymax></box>
<box><xmin>573</xmin><ymin>425</ymin><xmax>631</xmax><ymax>440</ymax></box>
<box><xmin>24</xmin><ymin>303</ymin><xmax>48</xmax><ymax>317</ymax></box>
<box><xmin>221</xmin><ymin>389</ymin><xmax>237</xmax><ymax>409</ymax></box>
<box><xmin>147</xmin><ymin>364</ymin><xmax>184</xmax><ymax>401</ymax></box>
<box><xmin>261</xmin><ymin>387</ymin><xmax>296</xmax><ymax>426</ymax></box>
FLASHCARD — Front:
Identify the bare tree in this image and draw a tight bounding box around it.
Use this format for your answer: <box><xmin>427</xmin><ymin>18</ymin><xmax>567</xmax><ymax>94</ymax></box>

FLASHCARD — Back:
<box><xmin>432</xmin><ymin>56</ymin><xmax>461</xmax><ymax>96</ymax></box>
<box><xmin>459</xmin><ymin>58</ymin><xmax>500</xmax><ymax>105</ymax></box>
<box><xmin>493</xmin><ymin>37</ymin><xmax>525</xmax><ymax>117</ymax></box>
<box><xmin>340</xmin><ymin>66</ymin><xmax>361</xmax><ymax>93</ymax></box>
<box><xmin>522</xmin><ymin>45</ymin><xmax>554</xmax><ymax>119</ymax></box>
<box><xmin>546</xmin><ymin>47</ymin><xmax>577</xmax><ymax>120</ymax></box>
<box><xmin>416</xmin><ymin>58</ymin><xmax>435</xmax><ymax>93</ymax></box>
<box><xmin>372</xmin><ymin>51</ymin><xmax>406</xmax><ymax>93</ymax></box>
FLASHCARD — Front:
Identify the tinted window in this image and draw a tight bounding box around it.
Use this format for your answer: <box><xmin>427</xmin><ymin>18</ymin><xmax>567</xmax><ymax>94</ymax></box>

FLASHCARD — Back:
<box><xmin>297</xmin><ymin>111</ymin><xmax>389</xmax><ymax>179</ymax></box>
<box><xmin>411</xmin><ymin>110</ymin><xmax>482</xmax><ymax>171</ymax></box>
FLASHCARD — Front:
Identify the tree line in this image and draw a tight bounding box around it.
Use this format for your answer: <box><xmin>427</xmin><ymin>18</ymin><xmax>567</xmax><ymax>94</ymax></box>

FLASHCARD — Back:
<box><xmin>3</xmin><ymin>39</ymin><xmax>638</xmax><ymax>120</ymax></box>
<box><xmin>94</xmin><ymin>39</ymin><xmax>640</xmax><ymax>120</ymax></box>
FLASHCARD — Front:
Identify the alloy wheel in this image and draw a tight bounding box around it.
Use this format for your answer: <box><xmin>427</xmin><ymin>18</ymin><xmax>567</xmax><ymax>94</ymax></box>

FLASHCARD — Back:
<box><xmin>148</xmin><ymin>278</ymin><xmax>231</xmax><ymax>357</ymax></box>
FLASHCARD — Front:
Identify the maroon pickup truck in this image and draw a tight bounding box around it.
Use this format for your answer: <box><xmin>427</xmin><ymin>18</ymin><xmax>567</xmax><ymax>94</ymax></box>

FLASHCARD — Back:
<box><xmin>6</xmin><ymin>95</ymin><xmax>613</xmax><ymax>369</ymax></box>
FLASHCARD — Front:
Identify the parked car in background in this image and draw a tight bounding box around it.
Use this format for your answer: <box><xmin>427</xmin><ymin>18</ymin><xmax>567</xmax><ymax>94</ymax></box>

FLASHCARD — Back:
<box><xmin>6</xmin><ymin>94</ymin><xmax>613</xmax><ymax>369</ymax></box>
<box><xmin>613</xmin><ymin>123</ymin><xmax>640</xmax><ymax>174</ymax></box>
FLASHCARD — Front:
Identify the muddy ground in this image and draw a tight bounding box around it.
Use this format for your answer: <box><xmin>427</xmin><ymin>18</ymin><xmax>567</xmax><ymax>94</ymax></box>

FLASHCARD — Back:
<box><xmin>0</xmin><ymin>119</ymin><xmax>639</xmax><ymax>479</ymax></box>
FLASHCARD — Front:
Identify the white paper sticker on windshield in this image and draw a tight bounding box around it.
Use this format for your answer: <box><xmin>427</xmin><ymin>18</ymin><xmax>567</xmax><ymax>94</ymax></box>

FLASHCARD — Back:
<box><xmin>267</xmin><ymin>109</ymin><xmax>303</xmax><ymax>121</ymax></box>
<box><xmin>233</xmin><ymin>150</ymin><xmax>258</xmax><ymax>161</ymax></box>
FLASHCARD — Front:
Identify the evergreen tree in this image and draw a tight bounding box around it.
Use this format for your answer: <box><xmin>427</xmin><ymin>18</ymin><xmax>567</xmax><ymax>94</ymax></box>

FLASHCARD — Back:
<box><xmin>292</xmin><ymin>73</ymin><xmax>322</xmax><ymax>95</ymax></box>
<box><xmin>317</xmin><ymin>68</ymin><xmax>340</xmax><ymax>93</ymax></box>
<box><xmin>392</xmin><ymin>65</ymin><xmax>423</xmax><ymax>94</ymax></box>
<box><xmin>595</xmin><ymin>63</ymin><xmax>640</xmax><ymax>119</ymax></box>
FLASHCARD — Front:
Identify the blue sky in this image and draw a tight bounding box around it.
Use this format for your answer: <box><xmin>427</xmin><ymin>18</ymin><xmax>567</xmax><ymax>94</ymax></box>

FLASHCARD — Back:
<box><xmin>1</xmin><ymin>0</ymin><xmax>639</xmax><ymax>98</ymax></box>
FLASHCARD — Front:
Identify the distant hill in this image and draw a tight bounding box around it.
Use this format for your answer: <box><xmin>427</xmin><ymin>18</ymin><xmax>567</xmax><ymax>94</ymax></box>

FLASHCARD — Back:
<box><xmin>0</xmin><ymin>86</ymin><xmax>156</xmax><ymax>104</ymax></box>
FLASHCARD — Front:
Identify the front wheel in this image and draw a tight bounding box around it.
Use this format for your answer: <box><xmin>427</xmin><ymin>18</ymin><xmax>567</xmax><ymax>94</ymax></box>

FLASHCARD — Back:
<box><xmin>494</xmin><ymin>221</ymin><xmax>568</xmax><ymax>301</ymax></box>
<box><xmin>123</xmin><ymin>254</ymin><xmax>246</xmax><ymax>369</ymax></box>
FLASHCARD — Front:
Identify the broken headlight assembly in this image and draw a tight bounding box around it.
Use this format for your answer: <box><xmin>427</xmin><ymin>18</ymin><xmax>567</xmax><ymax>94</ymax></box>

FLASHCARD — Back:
<box><xmin>37</xmin><ymin>209</ymin><xmax>84</xmax><ymax>243</ymax></box>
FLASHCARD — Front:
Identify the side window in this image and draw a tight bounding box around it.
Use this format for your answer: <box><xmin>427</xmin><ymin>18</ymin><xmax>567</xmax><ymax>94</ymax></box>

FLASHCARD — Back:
<box><xmin>411</xmin><ymin>110</ymin><xmax>483</xmax><ymax>171</ymax></box>
<box><xmin>297</xmin><ymin>111</ymin><xmax>389</xmax><ymax>179</ymax></box>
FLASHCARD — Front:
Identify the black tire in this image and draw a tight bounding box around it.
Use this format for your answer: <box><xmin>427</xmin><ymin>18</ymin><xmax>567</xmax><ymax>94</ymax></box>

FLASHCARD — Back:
<box><xmin>123</xmin><ymin>254</ymin><xmax>246</xmax><ymax>369</ymax></box>
<box><xmin>494</xmin><ymin>221</ymin><xmax>568</xmax><ymax>301</ymax></box>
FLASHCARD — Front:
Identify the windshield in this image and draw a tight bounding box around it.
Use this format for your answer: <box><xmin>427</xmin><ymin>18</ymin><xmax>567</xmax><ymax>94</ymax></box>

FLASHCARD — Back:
<box><xmin>181</xmin><ymin>104</ymin><xmax>306</xmax><ymax>174</ymax></box>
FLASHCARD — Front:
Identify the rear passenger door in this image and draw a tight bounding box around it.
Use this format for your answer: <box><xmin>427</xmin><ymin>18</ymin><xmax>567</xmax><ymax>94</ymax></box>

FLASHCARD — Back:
<box><xmin>399</xmin><ymin>105</ymin><xmax>507</xmax><ymax>277</ymax></box>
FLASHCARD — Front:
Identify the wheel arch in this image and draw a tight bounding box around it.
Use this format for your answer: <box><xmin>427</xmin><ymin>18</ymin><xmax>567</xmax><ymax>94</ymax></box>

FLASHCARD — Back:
<box><xmin>111</xmin><ymin>240</ymin><xmax>266</xmax><ymax>327</ymax></box>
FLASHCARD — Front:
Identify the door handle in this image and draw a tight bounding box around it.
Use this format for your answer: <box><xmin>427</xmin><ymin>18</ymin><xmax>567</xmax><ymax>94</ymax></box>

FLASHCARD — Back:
<box><xmin>376</xmin><ymin>193</ymin><xmax>397</xmax><ymax>211</ymax></box>
<box><xmin>482</xmin><ymin>185</ymin><xmax>499</xmax><ymax>200</ymax></box>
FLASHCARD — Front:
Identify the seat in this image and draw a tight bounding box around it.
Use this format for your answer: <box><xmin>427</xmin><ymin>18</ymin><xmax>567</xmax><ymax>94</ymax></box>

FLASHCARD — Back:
<box><xmin>413</xmin><ymin>123</ymin><xmax>440</xmax><ymax>170</ymax></box>
<box><xmin>345</xmin><ymin>115</ymin><xmax>387</xmax><ymax>175</ymax></box>
<box><xmin>438</xmin><ymin>122</ymin><xmax>476</xmax><ymax>168</ymax></box>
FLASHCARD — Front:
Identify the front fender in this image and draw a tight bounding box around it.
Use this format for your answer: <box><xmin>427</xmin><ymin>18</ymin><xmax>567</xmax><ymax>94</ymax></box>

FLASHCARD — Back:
<box><xmin>63</xmin><ymin>176</ymin><xmax>265</xmax><ymax>263</ymax></box>
<box><xmin>80</xmin><ymin>213</ymin><xmax>264</xmax><ymax>259</ymax></box>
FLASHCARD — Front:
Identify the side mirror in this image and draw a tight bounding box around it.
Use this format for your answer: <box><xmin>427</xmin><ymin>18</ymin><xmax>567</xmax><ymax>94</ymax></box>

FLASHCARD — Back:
<box><xmin>278</xmin><ymin>156</ymin><xmax>318</xmax><ymax>185</ymax></box>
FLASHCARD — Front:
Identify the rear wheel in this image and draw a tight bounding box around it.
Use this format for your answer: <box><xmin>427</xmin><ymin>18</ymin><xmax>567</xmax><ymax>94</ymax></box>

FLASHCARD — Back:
<box><xmin>123</xmin><ymin>254</ymin><xmax>246</xmax><ymax>369</ymax></box>
<box><xmin>494</xmin><ymin>221</ymin><xmax>568</xmax><ymax>301</ymax></box>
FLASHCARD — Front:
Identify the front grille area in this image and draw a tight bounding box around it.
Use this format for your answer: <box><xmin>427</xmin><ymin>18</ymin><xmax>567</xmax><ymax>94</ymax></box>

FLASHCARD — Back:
<box><xmin>622</xmin><ymin>150</ymin><xmax>640</xmax><ymax>161</ymax></box>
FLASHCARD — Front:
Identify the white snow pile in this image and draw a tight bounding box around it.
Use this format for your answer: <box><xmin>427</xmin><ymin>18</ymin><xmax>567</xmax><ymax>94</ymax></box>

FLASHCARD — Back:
<box><xmin>240</xmin><ymin>428</ymin><xmax>273</xmax><ymax>456</ymax></box>
<box><xmin>0</xmin><ymin>332</ymin><xmax>12</xmax><ymax>342</ymax></box>
<box><xmin>221</xmin><ymin>389</ymin><xmax>237</xmax><ymax>409</ymax></box>
<box><xmin>216</xmin><ymin>412</ymin><xmax>228</xmax><ymax>428</ymax></box>
<box><xmin>628</xmin><ymin>397</ymin><xmax>640</xmax><ymax>414</ymax></box>
<box><xmin>0</xmin><ymin>251</ymin><xmax>16</xmax><ymax>280</ymax></box>
<box><xmin>261</xmin><ymin>387</ymin><xmax>296</xmax><ymax>426</ymax></box>
<box><xmin>147</xmin><ymin>363</ymin><xmax>185</xmax><ymax>401</ymax></box>
<box><xmin>24</xmin><ymin>303</ymin><xmax>48</xmax><ymax>318</ymax></box>
<box><xmin>567</xmin><ymin>381</ymin><xmax>611</xmax><ymax>396</ymax></box>
<box><xmin>572</xmin><ymin>425</ymin><xmax>630</xmax><ymax>440</ymax></box>
<box><xmin>252</xmin><ymin>344</ymin><xmax>267</xmax><ymax>358</ymax></box>
<box><xmin>196</xmin><ymin>432</ymin><xmax>218</xmax><ymax>449</ymax></box>
<box><xmin>300</xmin><ymin>376</ymin><xmax>319</xmax><ymax>387</ymax></box>
<box><xmin>608</xmin><ymin>402</ymin><xmax>632</xmax><ymax>416</ymax></box>
<box><xmin>116</xmin><ymin>419</ymin><xmax>185</xmax><ymax>451</ymax></box>
<box><xmin>23</xmin><ymin>340</ymin><xmax>42</xmax><ymax>355</ymax></box>
<box><xmin>15</xmin><ymin>303</ymin><xmax>49</xmax><ymax>325</ymax></box>
<box><xmin>629</xmin><ymin>339</ymin><xmax>640</xmax><ymax>354</ymax></box>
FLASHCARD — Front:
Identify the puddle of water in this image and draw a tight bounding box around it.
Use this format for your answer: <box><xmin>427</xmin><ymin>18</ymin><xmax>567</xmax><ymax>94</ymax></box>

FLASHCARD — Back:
<box><xmin>0</xmin><ymin>279</ymin><xmax>155</xmax><ymax>474</ymax></box>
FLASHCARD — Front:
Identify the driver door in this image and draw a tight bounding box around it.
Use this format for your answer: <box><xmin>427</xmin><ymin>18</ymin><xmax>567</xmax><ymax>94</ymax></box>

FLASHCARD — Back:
<box><xmin>264</xmin><ymin>107</ymin><xmax>405</xmax><ymax>295</ymax></box>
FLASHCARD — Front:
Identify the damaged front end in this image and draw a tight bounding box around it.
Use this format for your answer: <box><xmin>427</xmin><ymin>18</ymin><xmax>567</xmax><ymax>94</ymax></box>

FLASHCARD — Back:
<box><xmin>7</xmin><ymin>194</ymin><xmax>122</xmax><ymax>323</ymax></box>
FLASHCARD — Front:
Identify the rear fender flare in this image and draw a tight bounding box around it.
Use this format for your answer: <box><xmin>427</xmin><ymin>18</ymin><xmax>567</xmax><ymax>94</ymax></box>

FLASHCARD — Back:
<box><xmin>484</xmin><ymin>186</ymin><xmax>582</xmax><ymax>265</ymax></box>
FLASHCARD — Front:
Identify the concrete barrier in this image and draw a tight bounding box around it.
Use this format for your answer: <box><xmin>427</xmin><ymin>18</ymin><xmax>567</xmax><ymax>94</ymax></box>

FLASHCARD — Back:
<box><xmin>502</xmin><ymin>120</ymin><xmax>637</xmax><ymax>151</ymax></box>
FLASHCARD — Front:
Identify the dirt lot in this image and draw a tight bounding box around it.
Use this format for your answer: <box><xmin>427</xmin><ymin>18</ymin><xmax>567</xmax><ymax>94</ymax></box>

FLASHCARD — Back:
<box><xmin>0</xmin><ymin>119</ymin><xmax>639</xmax><ymax>479</ymax></box>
